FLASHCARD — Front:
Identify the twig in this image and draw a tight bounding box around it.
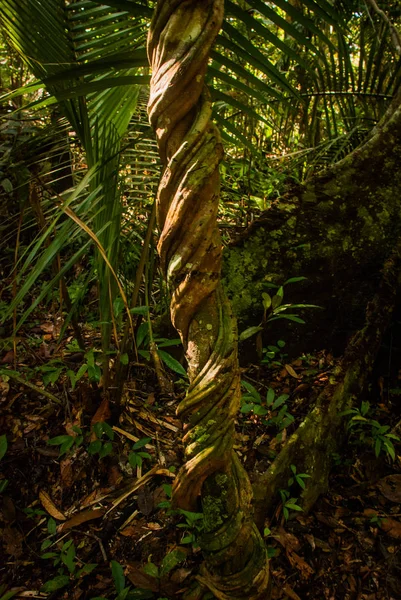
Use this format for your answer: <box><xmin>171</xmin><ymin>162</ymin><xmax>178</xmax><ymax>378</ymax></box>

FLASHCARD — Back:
<box><xmin>0</xmin><ymin>370</ymin><xmax>62</xmax><ymax>405</ymax></box>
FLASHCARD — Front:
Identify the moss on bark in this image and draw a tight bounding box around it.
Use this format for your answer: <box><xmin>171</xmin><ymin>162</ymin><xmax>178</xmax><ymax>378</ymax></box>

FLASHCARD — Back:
<box><xmin>222</xmin><ymin>93</ymin><xmax>401</xmax><ymax>350</ymax></box>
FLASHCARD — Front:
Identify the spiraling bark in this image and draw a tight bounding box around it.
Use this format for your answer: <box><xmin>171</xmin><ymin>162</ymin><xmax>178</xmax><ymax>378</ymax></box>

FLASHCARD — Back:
<box><xmin>147</xmin><ymin>0</ymin><xmax>269</xmax><ymax>597</ymax></box>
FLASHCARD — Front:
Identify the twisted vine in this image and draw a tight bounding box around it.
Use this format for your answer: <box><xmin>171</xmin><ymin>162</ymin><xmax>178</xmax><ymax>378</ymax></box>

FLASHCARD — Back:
<box><xmin>148</xmin><ymin>0</ymin><xmax>269</xmax><ymax>597</ymax></box>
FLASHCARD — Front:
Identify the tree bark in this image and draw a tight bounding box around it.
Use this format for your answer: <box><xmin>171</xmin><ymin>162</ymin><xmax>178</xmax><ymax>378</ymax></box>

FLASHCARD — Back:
<box><xmin>222</xmin><ymin>91</ymin><xmax>401</xmax><ymax>352</ymax></box>
<box><xmin>147</xmin><ymin>0</ymin><xmax>269</xmax><ymax>597</ymax></box>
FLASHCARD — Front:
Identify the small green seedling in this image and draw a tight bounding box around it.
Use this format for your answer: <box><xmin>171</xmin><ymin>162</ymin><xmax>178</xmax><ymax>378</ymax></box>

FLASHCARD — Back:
<box><xmin>88</xmin><ymin>421</ymin><xmax>115</xmax><ymax>458</ymax></box>
<box><xmin>279</xmin><ymin>489</ymin><xmax>303</xmax><ymax>521</ymax></box>
<box><xmin>288</xmin><ymin>464</ymin><xmax>311</xmax><ymax>490</ymax></box>
<box><xmin>47</xmin><ymin>425</ymin><xmax>84</xmax><ymax>456</ymax></box>
<box><xmin>40</xmin><ymin>539</ymin><xmax>97</xmax><ymax>592</ymax></box>
<box><xmin>128</xmin><ymin>437</ymin><xmax>152</xmax><ymax>469</ymax></box>
<box><xmin>341</xmin><ymin>401</ymin><xmax>400</xmax><ymax>460</ymax></box>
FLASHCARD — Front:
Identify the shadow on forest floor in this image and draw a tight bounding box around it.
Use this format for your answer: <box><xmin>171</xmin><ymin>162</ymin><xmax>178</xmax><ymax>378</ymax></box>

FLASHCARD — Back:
<box><xmin>1</xmin><ymin>318</ymin><xmax>401</xmax><ymax>600</ymax></box>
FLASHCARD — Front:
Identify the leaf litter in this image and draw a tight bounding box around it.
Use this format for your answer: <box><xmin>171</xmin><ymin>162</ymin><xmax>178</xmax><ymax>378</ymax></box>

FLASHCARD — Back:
<box><xmin>0</xmin><ymin>326</ymin><xmax>401</xmax><ymax>599</ymax></box>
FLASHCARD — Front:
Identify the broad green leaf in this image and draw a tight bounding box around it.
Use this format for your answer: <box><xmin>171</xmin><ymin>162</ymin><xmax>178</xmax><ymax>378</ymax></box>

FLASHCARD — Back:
<box><xmin>160</xmin><ymin>549</ymin><xmax>186</xmax><ymax>577</ymax></box>
<box><xmin>132</xmin><ymin>437</ymin><xmax>151</xmax><ymax>450</ymax></box>
<box><xmin>157</xmin><ymin>350</ymin><xmax>187</xmax><ymax>377</ymax></box>
<box><xmin>241</xmin><ymin>380</ymin><xmax>261</xmax><ymax>402</ymax></box>
<box><xmin>272</xmin><ymin>395</ymin><xmax>289</xmax><ymax>410</ymax></box>
<box><xmin>111</xmin><ymin>560</ymin><xmax>125</xmax><ymax>594</ymax></box>
<box><xmin>143</xmin><ymin>562</ymin><xmax>159</xmax><ymax>579</ymax></box>
<box><xmin>266</xmin><ymin>388</ymin><xmax>275</xmax><ymax>406</ymax></box>
<box><xmin>239</xmin><ymin>326</ymin><xmax>263</xmax><ymax>342</ymax></box>
<box><xmin>40</xmin><ymin>575</ymin><xmax>70</xmax><ymax>593</ymax></box>
<box><xmin>120</xmin><ymin>353</ymin><xmax>129</xmax><ymax>365</ymax></box>
<box><xmin>284</xmin><ymin>277</ymin><xmax>308</xmax><ymax>285</ymax></box>
<box><xmin>285</xmin><ymin>503</ymin><xmax>303</xmax><ymax>512</ymax></box>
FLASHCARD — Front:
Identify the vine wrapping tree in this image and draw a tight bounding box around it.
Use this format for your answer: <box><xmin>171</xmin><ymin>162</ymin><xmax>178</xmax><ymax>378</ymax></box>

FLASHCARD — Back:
<box><xmin>147</xmin><ymin>0</ymin><xmax>269</xmax><ymax>597</ymax></box>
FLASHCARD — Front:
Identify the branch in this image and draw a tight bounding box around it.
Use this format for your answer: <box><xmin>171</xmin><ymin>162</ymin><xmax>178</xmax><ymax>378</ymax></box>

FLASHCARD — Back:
<box><xmin>365</xmin><ymin>0</ymin><xmax>401</xmax><ymax>56</ymax></box>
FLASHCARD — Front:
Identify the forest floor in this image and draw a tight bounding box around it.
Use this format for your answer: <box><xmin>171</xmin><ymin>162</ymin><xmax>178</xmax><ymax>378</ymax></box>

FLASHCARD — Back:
<box><xmin>1</xmin><ymin>318</ymin><xmax>401</xmax><ymax>600</ymax></box>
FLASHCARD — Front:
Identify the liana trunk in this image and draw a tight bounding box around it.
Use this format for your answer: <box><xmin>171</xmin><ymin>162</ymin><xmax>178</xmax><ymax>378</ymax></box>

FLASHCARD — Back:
<box><xmin>147</xmin><ymin>0</ymin><xmax>269</xmax><ymax>597</ymax></box>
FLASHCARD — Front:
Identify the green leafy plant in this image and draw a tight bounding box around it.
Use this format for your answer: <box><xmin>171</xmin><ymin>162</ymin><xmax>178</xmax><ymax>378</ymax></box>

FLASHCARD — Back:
<box><xmin>128</xmin><ymin>437</ymin><xmax>152</xmax><ymax>469</ymax></box>
<box><xmin>279</xmin><ymin>489</ymin><xmax>303</xmax><ymax>521</ymax></box>
<box><xmin>240</xmin><ymin>277</ymin><xmax>320</xmax><ymax>343</ymax></box>
<box><xmin>40</xmin><ymin>539</ymin><xmax>97</xmax><ymax>592</ymax></box>
<box><xmin>88</xmin><ymin>422</ymin><xmax>115</xmax><ymax>459</ymax></box>
<box><xmin>287</xmin><ymin>464</ymin><xmax>311</xmax><ymax>490</ymax></box>
<box><xmin>157</xmin><ymin>483</ymin><xmax>173</xmax><ymax>510</ymax></box>
<box><xmin>176</xmin><ymin>509</ymin><xmax>204</xmax><ymax>546</ymax></box>
<box><xmin>91</xmin><ymin>560</ymin><xmax>155</xmax><ymax>600</ymax></box>
<box><xmin>240</xmin><ymin>382</ymin><xmax>294</xmax><ymax>434</ymax></box>
<box><xmin>47</xmin><ymin>421</ymin><xmax>115</xmax><ymax>459</ymax></box>
<box><xmin>0</xmin><ymin>583</ymin><xmax>19</xmax><ymax>600</ymax></box>
<box><xmin>341</xmin><ymin>401</ymin><xmax>400</xmax><ymax>460</ymax></box>
<box><xmin>47</xmin><ymin>425</ymin><xmax>84</xmax><ymax>457</ymax></box>
<box><xmin>261</xmin><ymin>339</ymin><xmax>287</xmax><ymax>366</ymax></box>
<box><xmin>143</xmin><ymin>548</ymin><xmax>186</xmax><ymax>580</ymax></box>
<box><xmin>135</xmin><ymin>322</ymin><xmax>186</xmax><ymax>378</ymax></box>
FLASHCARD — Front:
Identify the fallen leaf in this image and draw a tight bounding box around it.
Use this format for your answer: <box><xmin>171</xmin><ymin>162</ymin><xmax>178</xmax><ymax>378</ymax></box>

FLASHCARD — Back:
<box><xmin>91</xmin><ymin>397</ymin><xmax>111</xmax><ymax>427</ymax></box>
<box><xmin>60</xmin><ymin>458</ymin><xmax>75</xmax><ymax>488</ymax></box>
<box><xmin>39</xmin><ymin>490</ymin><xmax>66</xmax><ymax>521</ymax></box>
<box><xmin>273</xmin><ymin>527</ymin><xmax>301</xmax><ymax>552</ymax></box>
<box><xmin>3</xmin><ymin>526</ymin><xmax>23</xmax><ymax>558</ymax></box>
<box><xmin>282</xmin><ymin>584</ymin><xmax>302</xmax><ymax>600</ymax></box>
<box><xmin>377</xmin><ymin>475</ymin><xmax>401</xmax><ymax>503</ymax></box>
<box><xmin>286</xmin><ymin>550</ymin><xmax>314</xmax><ymax>579</ymax></box>
<box><xmin>2</xmin><ymin>495</ymin><xmax>16</xmax><ymax>522</ymax></box>
<box><xmin>126</xmin><ymin>562</ymin><xmax>159</xmax><ymax>592</ymax></box>
<box><xmin>285</xmin><ymin>364</ymin><xmax>300</xmax><ymax>379</ymax></box>
<box><xmin>1</xmin><ymin>351</ymin><xmax>14</xmax><ymax>364</ymax></box>
<box><xmin>59</xmin><ymin>508</ymin><xmax>106</xmax><ymax>531</ymax></box>
<box><xmin>380</xmin><ymin>517</ymin><xmax>401</xmax><ymax>539</ymax></box>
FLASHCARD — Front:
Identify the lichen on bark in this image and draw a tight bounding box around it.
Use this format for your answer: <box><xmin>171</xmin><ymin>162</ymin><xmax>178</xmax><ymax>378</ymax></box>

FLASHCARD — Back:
<box><xmin>147</xmin><ymin>0</ymin><xmax>269</xmax><ymax>597</ymax></box>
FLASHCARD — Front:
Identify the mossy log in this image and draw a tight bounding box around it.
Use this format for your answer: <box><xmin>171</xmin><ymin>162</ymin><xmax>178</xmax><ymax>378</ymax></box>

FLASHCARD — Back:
<box><xmin>222</xmin><ymin>91</ymin><xmax>401</xmax><ymax>351</ymax></box>
<box><xmin>252</xmin><ymin>240</ymin><xmax>401</xmax><ymax>527</ymax></box>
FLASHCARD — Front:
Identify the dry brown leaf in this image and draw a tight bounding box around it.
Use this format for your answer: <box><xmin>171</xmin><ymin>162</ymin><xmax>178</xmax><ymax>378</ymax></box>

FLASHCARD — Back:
<box><xmin>282</xmin><ymin>584</ymin><xmax>302</xmax><ymax>600</ymax></box>
<box><xmin>3</xmin><ymin>526</ymin><xmax>23</xmax><ymax>558</ymax></box>
<box><xmin>273</xmin><ymin>526</ymin><xmax>301</xmax><ymax>552</ymax></box>
<box><xmin>284</xmin><ymin>364</ymin><xmax>300</xmax><ymax>379</ymax></box>
<box><xmin>126</xmin><ymin>562</ymin><xmax>160</xmax><ymax>592</ymax></box>
<box><xmin>380</xmin><ymin>517</ymin><xmax>401</xmax><ymax>539</ymax></box>
<box><xmin>39</xmin><ymin>489</ymin><xmax>66</xmax><ymax>521</ymax></box>
<box><xmin>59</xmin><ymin>508</ymin><xmax>106</xmax><ymax>531</ymax></box>
<box><xmin>377</xmin><ymin>474</ymin><xmax>401</xmax><ymax>503</ymax></box>
<box><xmin>286</xmin><ymin>550</ymin><xmax>314</xmax><ymax>579</ymax></box>
<box><xmin>91</xmin><ymin>397</ymin><xmax>111</xmax><ymax>427</ymax></box>
<box><xmin>60</xmin><ymin>458</ymin><xmax>75</xmax><ymax>488</ymax></box>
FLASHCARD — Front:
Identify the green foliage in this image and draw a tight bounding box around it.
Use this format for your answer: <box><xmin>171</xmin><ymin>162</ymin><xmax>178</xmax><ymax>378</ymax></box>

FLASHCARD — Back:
<box><xmin>143</xmin><ymin>548</ymin><xmax>186</xmax><ymax>580</ymax></box>
<box><xmin>279</xmin><ymin>489</ymin><xmax>303</xmax><ymax>521</ymax></box>
<box><xmin>341</xmin><ymin>401</ymin><xmax>400</xmax><ymax>460</ymax></box>
<box><xmin>240</xmin><ymin>382</ymin><xmax>294</xmax><ymax>434</ymax></box>
<box><xmin>128</xmin><ymin>437</ymin><xmax>152</xmax><ymax>469</ymax></box>
<box><xmin>47</xmin><ymin>421</ymin><xmax>116</xmax><ymax>459</ymax></box>
<box><xmin>40</xmin><ymin>538</ymin><xmax>97</xmax><ymax>592</ymax></box>
<box><xmin>287</xmin><ymin>464</ymin><xmax>311</xmax><ymax>491</ymax></box>
<box><xmin>176</xmin><ymin>509</ymin><xmax>204</xmax><ymax>546</ymax></box>
<box><xmin>240</xmin><ymin>278</ymin><xmax>320</xmax><ymax>347</ymax></box>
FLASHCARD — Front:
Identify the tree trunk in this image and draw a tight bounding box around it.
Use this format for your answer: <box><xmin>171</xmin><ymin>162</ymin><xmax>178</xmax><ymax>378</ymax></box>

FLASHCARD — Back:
<box><xmin>223</xmin><ymin>91</ymin><xmax>401</xmax><ymax>352</ymax></box>
<box><xmin>147</xmin><ymin>0</ymin><xmax>269</xmax><ymax>597</ymax></box>
<box><xmin>252</xmin><ymin>238</ymin><xmax>401</xmax><ymax>526</ymax></box>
